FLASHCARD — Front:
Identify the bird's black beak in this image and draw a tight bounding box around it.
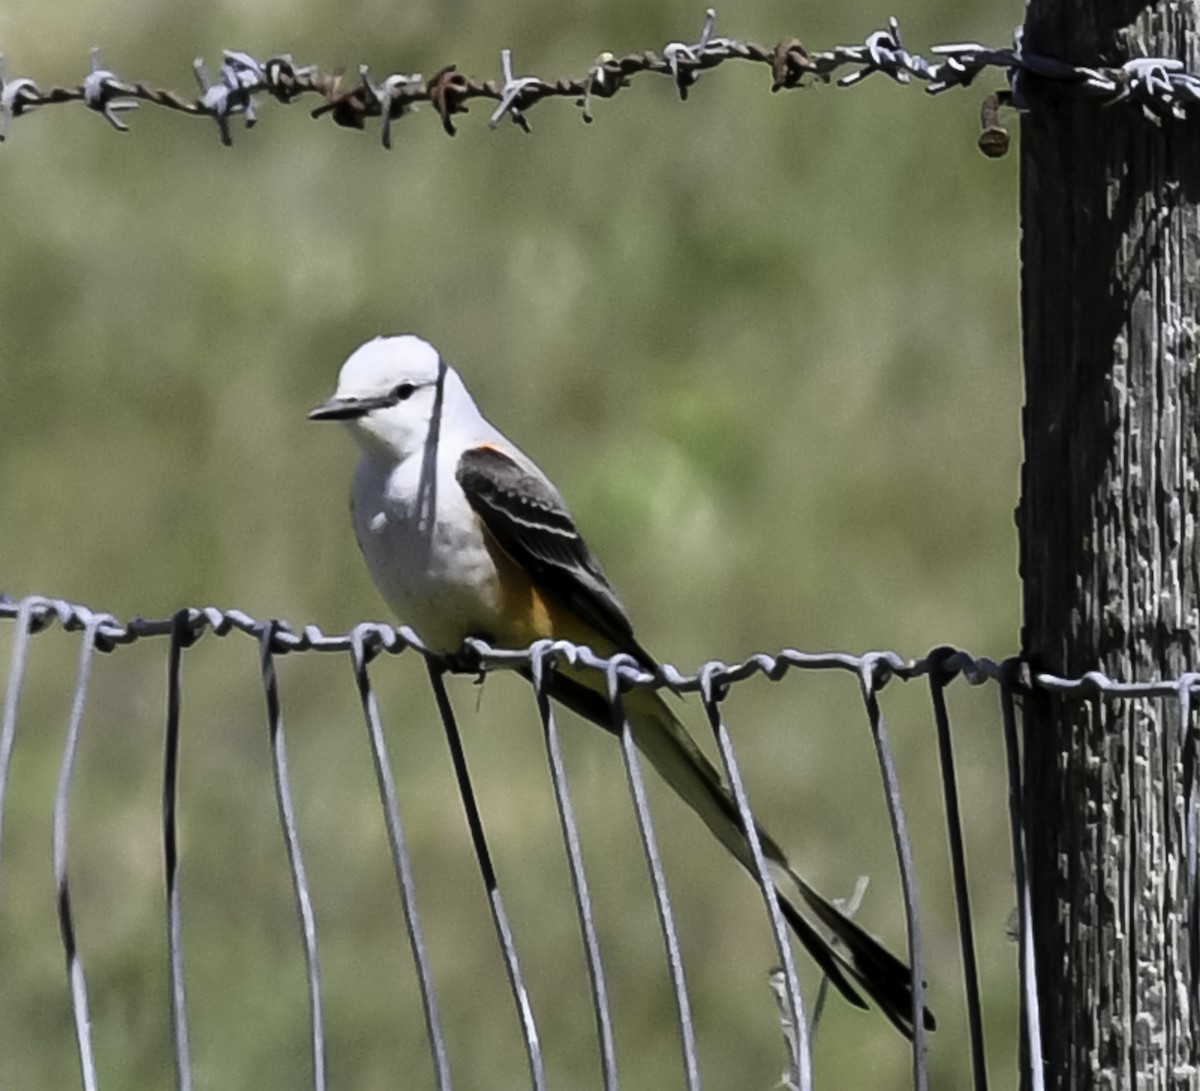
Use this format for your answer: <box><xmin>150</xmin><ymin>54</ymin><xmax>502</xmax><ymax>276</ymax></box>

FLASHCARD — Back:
<box><xmin>308</xmin><ymin>394</ymin><xmax>394</xmax><ymax>421</ymax></box>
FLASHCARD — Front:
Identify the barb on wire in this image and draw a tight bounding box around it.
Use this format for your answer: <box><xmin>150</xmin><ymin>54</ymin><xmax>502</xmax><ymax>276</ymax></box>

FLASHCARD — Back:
<box><xmin>193</xmin><ymin>52</ymin><xmax>259</xmax><ymax>146</ymax></box>
<box><xmin>0</xmin><ymin>56</ymin><xmax>41</xmax><ymax>141</ymax></box>
<box><xmin>489</xmin><ymin>48</ymin><xmax>542</xmax><ymax>131</ymax></box>
<box><xmin>578</xmin><ymin>52</ymin><xmax>621</xmax><ymax>123</ymax></box>
<box><xmin>360</xmin><ymin>66</ymin><xmax>422</xmax><ymax>149</ymax></box>
<box><xmin>6</xmin><ymin>9</ymin><xmax>1189</xmax><ymax>155</ymax></box>
<box><xmin>82</xmin><ymin>47</ymin><xmax>137</xmax><ymax>131</ymax></box>
<box><xmin>662</xmin><ymin>7</ymin><xmax>739</xmax><ymax>100</ymax></box>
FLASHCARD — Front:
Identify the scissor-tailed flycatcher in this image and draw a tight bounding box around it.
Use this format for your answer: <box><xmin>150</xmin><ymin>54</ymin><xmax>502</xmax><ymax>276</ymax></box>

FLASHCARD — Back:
<box><xmin>310</xmin><ymin>334</ymin><xmax>931</xmax><ymax>1038</ymax></box>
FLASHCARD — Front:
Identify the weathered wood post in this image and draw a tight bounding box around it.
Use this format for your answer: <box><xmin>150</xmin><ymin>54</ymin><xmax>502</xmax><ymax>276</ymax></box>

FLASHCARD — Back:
<box><xmin>1019</xmin><ymin>2</ymin><xmax>1200</xmax><ymax>1087</ymax></box>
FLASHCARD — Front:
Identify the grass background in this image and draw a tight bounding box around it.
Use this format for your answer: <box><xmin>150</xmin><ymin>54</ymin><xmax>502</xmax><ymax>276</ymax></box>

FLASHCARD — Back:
<box><xmin>1</xmin><ymin>0</ymin><xmax>1022</xmax><ymax>1087</ymax></box>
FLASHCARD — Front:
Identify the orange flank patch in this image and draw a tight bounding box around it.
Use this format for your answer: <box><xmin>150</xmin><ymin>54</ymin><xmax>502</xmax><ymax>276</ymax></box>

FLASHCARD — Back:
<box><xmin>477</xmin><ymin>518</ymin><xmax>618</xmax><ymax>658</ymax></box>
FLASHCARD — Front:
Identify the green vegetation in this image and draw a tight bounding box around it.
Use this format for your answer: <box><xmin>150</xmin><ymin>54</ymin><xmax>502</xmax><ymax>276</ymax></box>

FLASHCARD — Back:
<box><xmin>1</xmin><ymin>1</ymin><xmax>1022</xmax><ymax>1087</ymax></box>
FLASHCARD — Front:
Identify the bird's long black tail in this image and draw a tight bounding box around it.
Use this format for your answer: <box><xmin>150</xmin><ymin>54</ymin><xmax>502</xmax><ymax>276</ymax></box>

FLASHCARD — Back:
<box><xmin>532</xmin><ymin>667</ymin><xmax>934</xmax><ymax>1038</ymax></box>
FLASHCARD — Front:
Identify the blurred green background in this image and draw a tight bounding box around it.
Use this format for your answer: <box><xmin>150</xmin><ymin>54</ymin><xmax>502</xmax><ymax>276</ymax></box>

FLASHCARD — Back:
<box><xmin>0</xmin><ymin>0</ymin><xmax>1022</xmax><ymax>1087</ymax></box>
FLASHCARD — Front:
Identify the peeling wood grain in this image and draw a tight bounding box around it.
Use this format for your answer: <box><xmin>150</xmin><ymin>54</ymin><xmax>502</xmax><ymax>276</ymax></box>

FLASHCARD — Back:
<box><xmin>1020</xmin><ymin>3</ymin><xmax>1200</xmax><ymax>1088</ymax></box>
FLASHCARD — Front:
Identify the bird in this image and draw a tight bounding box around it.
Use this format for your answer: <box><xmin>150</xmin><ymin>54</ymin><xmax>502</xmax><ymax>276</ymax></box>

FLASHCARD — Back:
<box><xmin>309</xmin><ymin>333</ymin><xmax>932</xmax><ymax>1038</ymax></box>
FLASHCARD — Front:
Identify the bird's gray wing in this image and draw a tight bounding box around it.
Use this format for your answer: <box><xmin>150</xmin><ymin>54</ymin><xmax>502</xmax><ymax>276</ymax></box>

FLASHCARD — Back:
<box><xmin>456</xmin><ymin>443</ymin><xmax>656</xmax><ymax>667</ymax></box>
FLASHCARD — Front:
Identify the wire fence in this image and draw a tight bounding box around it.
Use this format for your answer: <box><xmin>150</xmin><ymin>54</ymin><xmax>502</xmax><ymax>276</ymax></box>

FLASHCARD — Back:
<box><xmin>3</xmin><ymin>9</ymin><xmax>1200</xmax><ymax>155</ymax></box>
<box><xmin>5</xmin><ymin>592</ymin><xmax>1193</xmax><ymax>1089</ymax></box>
<box><xmin>3</xmin><ymin>6</ymin><xmax>1197</xmax><ymax>1088</ymax></box>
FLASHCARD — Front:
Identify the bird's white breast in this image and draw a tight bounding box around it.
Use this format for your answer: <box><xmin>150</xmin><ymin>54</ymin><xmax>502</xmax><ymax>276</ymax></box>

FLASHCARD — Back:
<box><xmin>351</xmin><ymin>450</ymin><xmax>504</xmax><ymax>651</ymax></box>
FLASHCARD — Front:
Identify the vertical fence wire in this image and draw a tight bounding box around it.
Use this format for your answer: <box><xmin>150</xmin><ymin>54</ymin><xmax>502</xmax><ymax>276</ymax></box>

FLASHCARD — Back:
<box><xmin>425</xmin><ymin>661</ymin><xmax>547</xmax><ymax>1091</ymax></box>
<box><xmin>258</xmin><ymin>627</ymin><xmax>327</xmax><ymax>1091</ymax></box>
<box><xmin>528</xmin><ymin>646</ymin><xmax>619</xmax><ymax>1091</ymax></box>
<box><xmin>604</xmin><ymin>659</ymin><xmax>702</xmax><ymax>1091</ymax></box>
<box><xmin>0</xmin><ymin>595</ymin><xmax>41</xmax><ymax>905</ymax></box>
<box><xmin>1178</xmin><ymin>673</ymin><xmax>1200</xmax><ymax>1020</ymax></box>
<box><xmin>926</xmin><ymin>649</ymin><xmax>988</xmax><ymax>1091</ymax></box>
<box><xmin>52</xmin><ymin>616</ymin><xmax>102</xmax><ymax>1091</ymax></box>
<box><xmin>857</xmin><ymin>657</ymin><xmax>927</xmax><ymax>1091</ymax></box>
<box><xmin>999</xmin><ymin>662</ymin><xmax>1044</xmax><ymax>1091</ymax></box>
<box><xmin>349</xmin><ymin>632</ymin><xmax>453</xmax><ymax>1091</ymax></box>
<box><xmin>698</xmin><ymin>664</ymin><xmax>811</xmax><ymax>1091</ymax></box>
<box><xmin>163</xmin><ymin>610</ymin><xmax>194</xmax><ymax>1091</ymax></box>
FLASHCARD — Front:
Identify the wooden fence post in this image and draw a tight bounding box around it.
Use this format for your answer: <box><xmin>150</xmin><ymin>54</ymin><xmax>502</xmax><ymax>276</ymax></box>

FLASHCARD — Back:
<box><xmin>1019</xmin><ymin>2</ymin><xmax>1200</xmax><ymax>1086</ymax></box>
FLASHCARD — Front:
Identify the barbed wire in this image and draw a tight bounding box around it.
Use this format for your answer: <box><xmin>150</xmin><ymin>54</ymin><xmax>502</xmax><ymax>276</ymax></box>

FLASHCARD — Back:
<box><xmin>2</xmin><ymin>11</ymin><xmax>1196</xmax><ymax>159</ymax></box>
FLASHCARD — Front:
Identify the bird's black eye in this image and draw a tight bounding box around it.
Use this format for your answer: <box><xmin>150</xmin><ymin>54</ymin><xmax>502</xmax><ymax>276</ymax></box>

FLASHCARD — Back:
<box><xmin>392</xmin><ymin>382</ymin><xmax>417</xmax><ymax>402</ymax></box>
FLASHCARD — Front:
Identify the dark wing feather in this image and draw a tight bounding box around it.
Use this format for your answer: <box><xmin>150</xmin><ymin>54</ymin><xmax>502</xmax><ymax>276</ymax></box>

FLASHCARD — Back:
<box><xmin>457</xmin><ymin>444</ymin><xmax>656</xmax><ymax>667</ymax></box>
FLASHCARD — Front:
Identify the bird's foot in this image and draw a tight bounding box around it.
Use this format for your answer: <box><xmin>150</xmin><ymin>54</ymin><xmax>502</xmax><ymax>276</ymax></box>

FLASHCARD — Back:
<box><xmin>441</xmin><ymin>636</ymin><xmax>490</xmax><ymax>681</ymax></box>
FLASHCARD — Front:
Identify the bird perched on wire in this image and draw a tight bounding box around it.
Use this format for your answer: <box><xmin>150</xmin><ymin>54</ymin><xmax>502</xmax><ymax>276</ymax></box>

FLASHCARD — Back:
<box><xmin>309</xmin><ymin>334</ymin><xmax>932</xmax><ymax>1038</ymax></box>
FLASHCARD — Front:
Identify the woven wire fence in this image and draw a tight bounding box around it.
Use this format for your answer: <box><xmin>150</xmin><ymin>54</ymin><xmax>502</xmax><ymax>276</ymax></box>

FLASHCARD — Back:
<box><xmin>2</xmin><ymin>590</ymin><xmax>1142</xmax><ymax>1091</ymax></box>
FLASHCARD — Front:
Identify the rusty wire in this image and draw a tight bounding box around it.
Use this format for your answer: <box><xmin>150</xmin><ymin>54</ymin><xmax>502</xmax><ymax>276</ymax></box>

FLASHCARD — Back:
<box><xmin>5</xmin><ymin>11</ymin><xmax>1200</xmax><ymax>159</ymax></box>
<box><xmin>0</xmin><ymin>12</ymin><xmax>1029</xmax><ymax>158</ymax></box>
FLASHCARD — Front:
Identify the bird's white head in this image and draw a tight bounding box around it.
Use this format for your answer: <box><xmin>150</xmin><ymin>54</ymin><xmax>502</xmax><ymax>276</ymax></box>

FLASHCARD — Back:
<box><xmin>309</xmin><ymin>335</ymin><xmax>478</xmax><ymax>461</ymax></box>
